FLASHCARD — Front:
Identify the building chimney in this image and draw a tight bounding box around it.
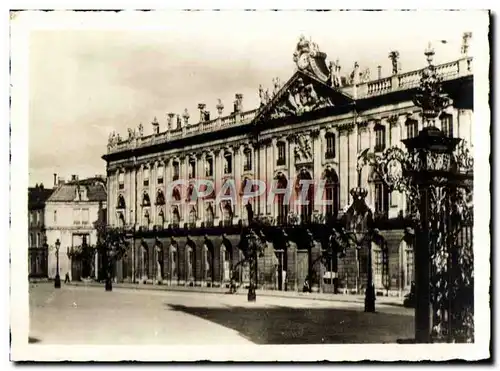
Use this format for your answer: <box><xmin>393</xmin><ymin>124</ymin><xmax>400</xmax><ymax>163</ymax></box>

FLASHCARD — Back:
<box><xmin>58</xmin><ymin>177</ymin><xmax>65</xmax><ymax>186</ymax></box>
<box><xmin>53</xmin><ymin>173</ymin><xmax>57</xmax><ymax>187</ymax></box>
<box><xmin>377</xmin><ymin>65</ymin><xmax>382</xmax><ymax>79</ymax></box>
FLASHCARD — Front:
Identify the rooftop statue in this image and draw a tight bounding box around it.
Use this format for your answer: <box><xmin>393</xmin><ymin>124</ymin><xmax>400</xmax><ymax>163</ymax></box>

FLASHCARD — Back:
<box><xmin>329</xmin><ymin>59</ymin><xmax>343</xmax><ymax>88</ymax></box>
<box><xmin>138</xmin><ymin>122</ymin><xmax>144</xmax><ymax>137</ymax></box>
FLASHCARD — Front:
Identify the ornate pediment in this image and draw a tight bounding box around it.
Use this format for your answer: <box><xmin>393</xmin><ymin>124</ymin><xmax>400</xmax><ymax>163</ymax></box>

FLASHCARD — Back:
<box><xmin>254</xmin><ymin>72</ymin><xmax>354</xmax><ymax>124</ymax></box>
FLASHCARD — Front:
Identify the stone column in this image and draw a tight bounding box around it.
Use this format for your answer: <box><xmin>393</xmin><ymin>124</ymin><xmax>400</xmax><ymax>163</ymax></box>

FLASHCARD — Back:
<box><xmin>338</xmin><ymin>125</ymin><xmax>350</xmax><ymax>209</ymax></box>
<box><xmin>234</xmin><ymin>145</ymin><xmax>242</xmax><ymax>220</ymax></box>
<box><xmin>214</xmin><ymin>149</ymin><xmax>222</xmax><ymax>221</ymax></box>
<box><xmin>257</xmin><ymin>140</ymin><xmax>267</xmax><ymax>216</ymax></box>
<box><xmin>287</xmin><ymin>135</ymin><xmax>297</xmax><ymax>215</ymax></box>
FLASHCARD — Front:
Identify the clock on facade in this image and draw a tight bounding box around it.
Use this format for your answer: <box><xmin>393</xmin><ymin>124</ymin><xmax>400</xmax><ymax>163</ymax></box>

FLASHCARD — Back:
<box><xmin>297</xmin><ymin>53</ymin><xmax>310</xmax><ymax>70</ymax></box>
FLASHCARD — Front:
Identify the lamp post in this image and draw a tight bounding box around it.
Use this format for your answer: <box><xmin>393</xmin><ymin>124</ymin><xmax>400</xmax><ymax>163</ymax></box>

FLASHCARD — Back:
<box><xmin>54</xmin><ymin>238</ymin><xmax>61</xmax><ymax>288</ymax></box>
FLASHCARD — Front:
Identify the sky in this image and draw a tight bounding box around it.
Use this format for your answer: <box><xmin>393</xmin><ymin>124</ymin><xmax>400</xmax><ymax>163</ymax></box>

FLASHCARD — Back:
<box><xmin>28</xmin><ymin>10</ymin><xmax>483</xmax><ymax>187</ymax></box>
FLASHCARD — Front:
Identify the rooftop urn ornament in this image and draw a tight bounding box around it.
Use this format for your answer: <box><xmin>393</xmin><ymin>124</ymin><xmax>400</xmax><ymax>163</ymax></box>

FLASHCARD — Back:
<box><xmin>182</xmin><ymin>108</ymin><xmax>190</xmax><ymax>126</ymax></box>
<box><xmin>412</xmin><ymin>42</ymin><xmax>452</xmax><ymax>126</ymax></box>
<box><xmin>216</xmin><ymin>99</ymin><xmax>224</xmax><ymax>116</ymax></box>
<box><xmin>151</xmin><ymin>117</ymin><xmax>159</xmax><ymax>134</ymax></box>
<box><xmin>388</xmin><ymin>50</ymin><xmax>400</xmax><ymax>75</ymax></box>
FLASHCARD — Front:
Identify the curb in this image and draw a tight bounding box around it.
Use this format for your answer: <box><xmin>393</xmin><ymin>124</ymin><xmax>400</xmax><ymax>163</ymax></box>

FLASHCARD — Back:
<box><xmin>65</xmin><ymin>281</ymin><xmax>405</xmax><ymax>307</ymax></box>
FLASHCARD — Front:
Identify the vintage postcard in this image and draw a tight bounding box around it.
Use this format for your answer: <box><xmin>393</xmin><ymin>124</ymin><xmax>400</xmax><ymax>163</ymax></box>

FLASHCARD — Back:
<box><xmin>10</xmin><ymin>9</ymin><xmax>491</xmax><ymax>362</ymax></box>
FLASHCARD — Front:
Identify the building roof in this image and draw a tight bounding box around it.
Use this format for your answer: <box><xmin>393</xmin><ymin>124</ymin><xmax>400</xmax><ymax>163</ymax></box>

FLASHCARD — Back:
<box><xmin>28</xmin><ymin>185</ymin><xmax>54</xmax><ymax>209</ymax></box>
<box><xmin>47</xmin><ymin>177</ymin><xmax>107</xmax><ymax>203</ymax></box>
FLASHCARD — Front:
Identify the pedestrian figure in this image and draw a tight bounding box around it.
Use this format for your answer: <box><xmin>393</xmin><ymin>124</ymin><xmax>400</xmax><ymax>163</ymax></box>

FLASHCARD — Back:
<box><xmin>303</xmin><ymin>276</ymin><xmax>311</xmax><ymax>293</ymax></box>
<box><xmin>229</xmin><ymin>272</ymin><xmax>237</xmax><ymax>294</ymax></box>
<box><xmin>64</xmin><ymin>272</ymin><xmax>70</xmax><ymax>284</ymax></box>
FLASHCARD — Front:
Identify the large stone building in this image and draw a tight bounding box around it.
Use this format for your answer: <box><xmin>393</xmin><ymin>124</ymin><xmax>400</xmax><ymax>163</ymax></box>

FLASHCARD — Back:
<box><xmin>102</xmin><ymin>36</ymin><xmax>473</xmax><ymax>295</ymax></box>
<box><xmin>45</xmin><ymin>175</ymin><xmax>107</xmax><ymax>281</ymax></box>
<box><xmin>28</xmin><ymin>183</ymin><xmax>54</xmax><ymax>278</ymax></box>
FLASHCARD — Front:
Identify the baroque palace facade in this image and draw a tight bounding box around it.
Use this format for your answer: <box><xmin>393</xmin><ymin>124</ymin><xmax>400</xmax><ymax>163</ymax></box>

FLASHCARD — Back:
<box><xmin>102</xmin><ymin>36</ymin><xmax>473</xmax><ymax>295</ymax></box>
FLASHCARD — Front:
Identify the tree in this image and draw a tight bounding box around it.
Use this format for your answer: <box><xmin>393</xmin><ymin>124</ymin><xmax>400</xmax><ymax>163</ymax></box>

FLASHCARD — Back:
<box><xmin>93</xmin><ymin>205</ymin><xmax>129</xmax><ymax>291</ymax></box>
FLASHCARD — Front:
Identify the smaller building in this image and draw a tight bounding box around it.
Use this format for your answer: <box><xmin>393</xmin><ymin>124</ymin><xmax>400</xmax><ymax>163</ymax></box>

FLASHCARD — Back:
<box><xmin>45</xmin><ymin>175</ymin><xmax>107</xmax><ymax>281</ymax></box>
<box><xmin>28</xmin><ymin>183</ymin><xmax>54</xmax><ymax>278</ymax></box>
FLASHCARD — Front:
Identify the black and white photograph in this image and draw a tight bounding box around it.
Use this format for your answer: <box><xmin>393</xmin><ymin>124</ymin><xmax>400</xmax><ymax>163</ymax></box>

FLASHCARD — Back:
<box><xmin>9</xmin><ymin>8</ymin><xmax>490</xmax><ymax>362</ymax></box>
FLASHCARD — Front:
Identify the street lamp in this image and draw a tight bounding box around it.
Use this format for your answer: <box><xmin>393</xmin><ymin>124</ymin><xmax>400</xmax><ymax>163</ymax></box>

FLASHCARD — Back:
<box><xmin>54</xmin><ymin>238</ymin><xmax>61</xmax><ymax>288</ymax></box>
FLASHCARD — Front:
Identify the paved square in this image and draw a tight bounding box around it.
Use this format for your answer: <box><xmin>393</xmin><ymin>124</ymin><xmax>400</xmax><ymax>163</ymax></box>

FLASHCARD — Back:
<box><xmin>30</xmin><ymin>283</ymin><xmax>414</xmax><ymax>345</ymax></box>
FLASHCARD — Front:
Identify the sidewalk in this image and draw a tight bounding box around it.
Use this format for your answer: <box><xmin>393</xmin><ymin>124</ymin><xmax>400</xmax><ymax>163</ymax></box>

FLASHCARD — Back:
<box><xmin>66</xmin><ymin>281</ymin><xmax>405</xmax><ymax>307</ymax></box>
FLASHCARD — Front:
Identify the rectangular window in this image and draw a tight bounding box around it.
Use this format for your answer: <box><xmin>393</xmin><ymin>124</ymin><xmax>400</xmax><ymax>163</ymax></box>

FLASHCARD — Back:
<box><xmin>143</xmin><ymin>168</ymin><xmax>150</xmax><ymax>187</ymax></box>
<box><xmin>243</xmin><ymin>150</ymin><xmax>252</xmax><ymax>171</ymax></box>
<box><xmin>441</xmin><ymin>114</ymin><xmax>453</xmax><ymax>137</ymax></box>
<box><xmin>373</xmin><ymin>250</ymin><xmax>383</xmax><ymax>288</ymax></box>
<box><xmin>118</xmin><ymin>172</ymin><xmax>125</xmax><ymax>190</ymax></box>
<box><xmin>406</xmin><ymin>119</ymin><xmax>418</xmax><ymax>139</ymax></box>
<box><xmin>374</xmin><ymin>125</ymin><xmax>386</xmax><ymax>152</ymax></box>
<box><xmin>29</xmin><ymin>212</ymin><xmax>34</xmax><ymax>225</ymax></box>
<box><xmin>224</xmin><ymin>153</ymin><xmax>232</xmax><ymax>174</ymax></box>
<box><xmin>53</xmin><ymin>210</ymin><xmax>57</xmax><ymax>225</ymax></box>
<box><xmin>189</xmin><ymin>160</ymin><xmax>196</xmax><ymax>179</ymax></box>
<box><xmin>325</xmin><ymin>134</ymin><xmax>336</xmax><ymax>159</ymax></box>
<box><xmin>173</xmin><ymin>162</ymin><xmax>180</xmax><ymax>181</ymax></box>
<box><xmin>73</xmin><ymin>209</ymin><xmax>81</xmax><ymax>225</ymax></box>
<box><xmin>374</xmin><ymin>183</ymin><xmax>389</xmax><ymax>215</ymax></box>
<box><xmin>82</xmin><ymin>208</ymin><xmax>89</xmax><ymax>225</ymax></box>
<box><xmin>277</xmin><ymin>142</ymin><xmax>286</xmax><ymax>165</ymax></box>
<box><xmin>157</xmin><ymin>165</ymin><xmax>164</xmax><ymax>185</ymax></box>
<box><xmin>205</xmin><ymin>157</ymin><xmax>214</xmax><ymax>177</ymax></box>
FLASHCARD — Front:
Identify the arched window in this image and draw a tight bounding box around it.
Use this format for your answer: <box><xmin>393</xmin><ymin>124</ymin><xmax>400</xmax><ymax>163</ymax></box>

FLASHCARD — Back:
<box><xmin>188</xmin><ymin>207</ymin><xmax>197</xmax><ymax>228</ymax></box>
<box><xmin>158</xmin><ymin>208</ymin><xmax>165</xmax><ymax>226</ymax></box>
<box><xmin>172</xmin><ymin>186</ymin><xmax>182</xmax><ymax>202</ymax></box>
<box><xmin>186</xmin><ymin>183</ymin><xmax>196</xmax><ymax>202</ymax></box>
<box><xmin>143</xmin><ymin>209</ymin><xmax>150</xmax><ymax>226</ymax></box>
<box><xmin>221</xmin><ymin>239</ymin><xmax>232</xmax><ymax>282</ymax></box>
<box><xmin>275</xmin><ymin>173</ymin><xmax>288</xmax><ymax>225</ymax></box>
<box><xmin>170</xmin><ymin>244</ymin><xmax>178</xmax><ymax>280</ymax></box>
<box><xmin>186</xmin><ymin>242</ymin><xmax>194</xmax><ymax>281</ymax></box>
<box><xmin>142</xmin><ymin>192</ymin><xmax>151</xmax><ymax>207</ymax></box>
<box><xmin>323</xmin><ymin>167</ymin><xmax>339</xmax><ymax>220</ymax></box>
<box><xmin>117</xmin><ymin>194</ymin><xmax>126</xmax><ymax>209</ymax></box>
<box><xmin>143</xmin><ymin>167</ymin><xmax>150</xmax><ymax>187</ymax></box>
<box><xmin>29</xmin><ymin>233</ymin><xmax>35</xmax><ymax>247</ymax></box>
<box><xmin>243</xmin><ymin>148</ymin><xmax>252</xmax><ymax>171</ymax></box>
<box><xmin>156</xmin><ymin>189</ymin><xmax>165</xmax><ymax>205</ymax></box>
<box><xmin>296</xmin><ymin>169</ymin><xmax>313</xmax><ymax>224</ymax></box>
<box><xmin>406</xmin><ymin>118</ymin><xmax>418</xmax><ymax>139</ymax></box>
<box><xmin>172</xmin><ymin>206</ymin><xmax>181</xmax><ymax>228</ymax></box>
<box><xmin>205</xmin><ymin>204</ymin><xmax>214</xmax><ymax>227</ymax></box>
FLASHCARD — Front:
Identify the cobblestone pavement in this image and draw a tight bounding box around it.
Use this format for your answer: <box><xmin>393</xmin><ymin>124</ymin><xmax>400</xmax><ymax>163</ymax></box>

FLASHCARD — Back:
<box><xmin>29</xmin><ymin>282</ymin><xmax>414</xmax><ymax>345</ymax></box>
